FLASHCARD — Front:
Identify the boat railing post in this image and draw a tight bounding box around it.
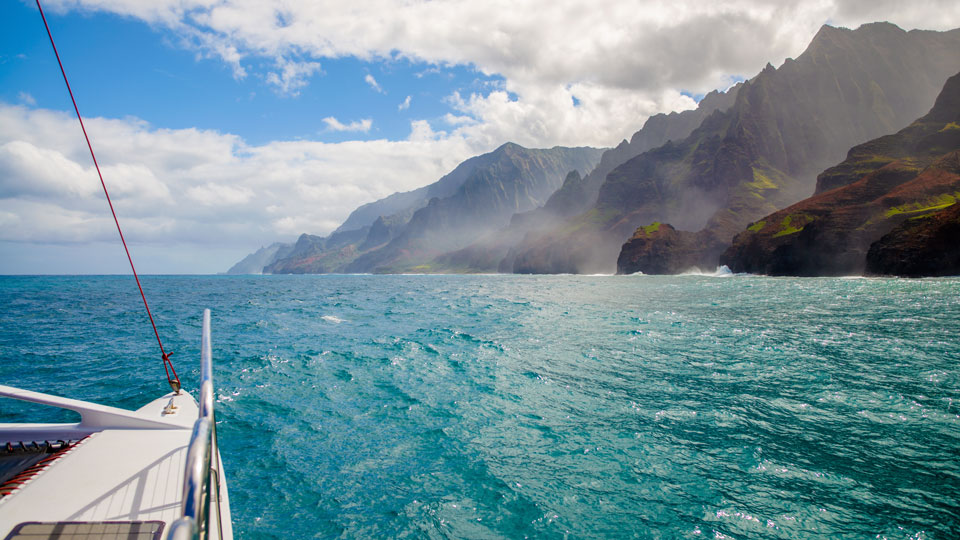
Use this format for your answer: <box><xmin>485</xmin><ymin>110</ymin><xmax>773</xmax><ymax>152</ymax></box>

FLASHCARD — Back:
<box><xmin>199</xmin><ymin>309</ymin><xmax>221</xmax><ymax>538</ymax></box>
<box><xmin>200</xmin><ymin>309</ymin><xmax>214</xmax><ymax>419</ymax></box>
<box><xmin>180</xmin><ymin>419</ymin><xmax>212</xmax><ymax>536</ymax></box>
<box><xmin>170</xmin><ymin>309</ymin><xmax>218</xmax><ymax>540</ymax></box>
<box><xmin>167</xmin><ymin>517</ymin><xmax>197</xmax><ymax>540</ymax></box>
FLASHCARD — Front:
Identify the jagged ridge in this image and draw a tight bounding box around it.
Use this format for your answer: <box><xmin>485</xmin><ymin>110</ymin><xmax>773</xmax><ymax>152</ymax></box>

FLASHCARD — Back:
<box><xmin>720</xmin><ymin>71</ymin><xmax>960</xmax><ymax>276</ymax></box>
<box><xmin>263</xmin><ymin>143</ymin><xmax>603</xmax><ymax>274</ymax></box>
<box><xmin>513</xmin><ymin>22</ymin><xmax>960</xmax><ymax>275</ymax></box>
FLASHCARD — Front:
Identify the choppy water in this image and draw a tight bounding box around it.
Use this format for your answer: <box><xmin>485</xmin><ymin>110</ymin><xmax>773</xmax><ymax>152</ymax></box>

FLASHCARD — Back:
<box><xmin>1</xmin><ymin>274</ymin><xmax>959</xmax><ymax>539</ymax></box>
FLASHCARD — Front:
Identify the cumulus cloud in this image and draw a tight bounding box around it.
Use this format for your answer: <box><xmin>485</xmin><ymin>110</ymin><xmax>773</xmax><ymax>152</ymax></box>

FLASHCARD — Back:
<box><xmin>398</xmin><ymin>95</ymin><xmax>411</xmax><ymax>111</ymax></box>
<box><xmin>443</xmin><ymin>113</ymin><xmax>474</xmax><ymax>126</ymax></box>
<box><xmin>266</xmin><ymin>57</ymin><xmax>322</xmax><ymax>95</ymax></box>
<box><xmin>186</xmin><ymin>183</ymin><xmax>254</xmax><ymax>206</ymax></box>
<box><xmin>17</xmin><ymin>92</ymin><xmax>36</xmax><ymax>106</ymax></box>
<box><xmin>0</xmin><ymin>104</ymin><xmax>477</xmax><ymax>271</ymax></box>
<box><xmin>365</xmin><ymin>74</ymin><xmax>384</xmax><ymax>93</ymax></box>
<box><xmin>322</xmin><ymin>117</ymin><xmax>373</xmax><ymax>133</ymax></box>
<box><xmin>0</xmin><ymin>200</ymin><xmax>117</xmax><ymax>243</ymax></box>
<box><xmin>0</xmin><ymin>141</ymin><xmax>97</xmax><ymax>200</ymax></box>
<box><xmin>408</xmin><ymin>120</ymin><xmax>443</xmax><ymax>142</ymax></box>
<box><xmin>38</xmin><ymin>0</ymin><xmax>960</xmax><ymax>148</ymax></box>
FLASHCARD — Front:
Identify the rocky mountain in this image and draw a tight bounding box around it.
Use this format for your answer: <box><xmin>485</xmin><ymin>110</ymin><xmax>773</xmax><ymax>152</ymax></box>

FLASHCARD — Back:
<box><xmin>333</xmin><ymin>148</ymin><xmax>521</xmax><ymax>234</ymax></box>
<box><xmin>865</xmin><ymin>202</ymin><xmax>960</xmax><ymax>276</ymax></box>
<box><xmin>260</xmin><ymin>143</ymin><xmax>602</xmax><ymax>273</ymax></box>
<box><xmin>439</xmin><ymin>84</ymin><xmax>743</xmax><ymax>272</ymax></box>
<box><xmin>719</xmin><ymin>71</ymin><xmax>960</xmax><ymax>276</ymax></box>
<box><xmin>548</xmin><ymin>85</ymin><xmax>744</xmax><ymax>218</ymax></box>
<box><xmin>506</xmin><ymin>22</ymin><xmax>960</xmax><ymax>275</ymax></box>
<box><xmin>263</xmin><ymin>226</ymin><xmax>370</xmax><ymax>274</ymax></box>
<box><xmin>226</xmin><ymin>242</ymin><xmax>294</xmax><ymax>274</ymax></box>
<box><xmin>617</xmin><ymin>222</ymin><xmax>713</xmax><ymax>275</ymax></box>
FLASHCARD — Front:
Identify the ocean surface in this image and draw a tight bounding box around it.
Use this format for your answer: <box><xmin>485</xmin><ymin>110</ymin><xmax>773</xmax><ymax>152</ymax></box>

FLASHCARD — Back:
<box><xmin>1</xmin><ymin>274</ymin><xmax>958</xmax><ymax>539</ymax></box>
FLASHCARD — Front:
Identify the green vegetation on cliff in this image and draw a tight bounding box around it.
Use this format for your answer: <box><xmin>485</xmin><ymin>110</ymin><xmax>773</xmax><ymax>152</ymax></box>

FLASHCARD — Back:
<box><xmin>721</xmin><ymin>71</ymin><xmax>960</xmax><ymax>276</ymax></box>
<box><xmin>513</xmin><ymin>22</ymin><xmax>960</xmax><ymax>275</ymax></box>
<box><xmin>773</xmin><ymin>213</ymin><xmax>816</xmax><ymax>237</ymax></box>
<box><xmin>866</xmin><ymin>202</ymin><xmax>960</xmax><ymax>276</ymax></box>
<box><xmin>884</xmin><ymin>193</ymin><xmax>958</xmax><ymax>217</ymax></box>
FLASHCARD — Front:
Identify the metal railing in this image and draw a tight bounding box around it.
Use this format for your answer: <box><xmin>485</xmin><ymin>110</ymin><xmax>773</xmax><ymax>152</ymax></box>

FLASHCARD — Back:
<box><xmin>168</xmin><ymin>309</ymin><xmax>224</xmax><ymax>540</ymax></box>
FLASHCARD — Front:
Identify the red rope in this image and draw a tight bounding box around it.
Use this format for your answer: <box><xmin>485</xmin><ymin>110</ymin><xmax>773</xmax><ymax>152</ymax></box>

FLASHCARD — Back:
<box><xmin>36</xmin><ymin>0</ymin><xmax>181</xmax><ymax>394</ymax></box>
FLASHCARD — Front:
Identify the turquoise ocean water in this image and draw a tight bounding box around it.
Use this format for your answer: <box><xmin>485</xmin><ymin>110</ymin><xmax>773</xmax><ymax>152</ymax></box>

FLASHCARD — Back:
<box><xmin>1</xmin><ymin>274</ymin><xmax>958</xmax><ymax>539</ymax></box>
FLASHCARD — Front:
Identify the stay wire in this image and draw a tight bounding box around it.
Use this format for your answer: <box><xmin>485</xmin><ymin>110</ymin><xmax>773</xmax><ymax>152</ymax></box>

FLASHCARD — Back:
<box><xmin>35</xmin><ymin>0</ymin><xmax>181</xmax><ymax>394</ymax></box>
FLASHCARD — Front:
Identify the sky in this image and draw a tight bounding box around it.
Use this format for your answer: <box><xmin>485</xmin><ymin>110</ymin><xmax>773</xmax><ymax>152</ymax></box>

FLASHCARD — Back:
<box><xmin>2</xmin><ymin>0</ymin><xmax>959</xmax><ymax>274</ymax></box>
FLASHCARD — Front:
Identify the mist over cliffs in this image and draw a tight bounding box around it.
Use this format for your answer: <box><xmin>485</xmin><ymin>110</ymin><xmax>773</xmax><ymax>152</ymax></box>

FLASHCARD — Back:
<box><xmin>532</xmin><ymin>22</ymin><xmax>960</xmax><ymax>275</ymax></box>
<box><xmin>229</xmin><ymin>22</ymin><xmax>960</xmax><ymax>277</ymax></box>
<box><xmin>438</xmin><ymin>85</ymin><xmax>744</xmax><ymax>273</ymax></box>
<box><xmin>719</xmin><ymin>71</ymin><xmax>960</xmax><ymax>276</ymax></box>
<box><xmin>226</xmin><ymin>242</ymin><xmax>294</xmax><ymax>274</ymax></box>
<box><xmin>236</xmin><ymin>143</ymin><xmax>602</xmax><ymax>274</ymax></box>
<box><xmin>229</xmin><ymin>77</ymin><xmax>741</xmax><ymax>275</ymax></box>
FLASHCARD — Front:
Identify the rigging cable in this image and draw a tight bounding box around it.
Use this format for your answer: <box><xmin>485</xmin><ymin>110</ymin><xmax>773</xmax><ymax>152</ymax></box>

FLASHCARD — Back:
<box><xmin>36</xmin><ymin>0</ymin><xmax>182</xmax><ymax>394</ymax></box>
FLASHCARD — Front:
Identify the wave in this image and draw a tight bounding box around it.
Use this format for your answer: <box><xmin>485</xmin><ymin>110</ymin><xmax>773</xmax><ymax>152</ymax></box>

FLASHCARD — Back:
<box><xmin>321</xmin><ymin>315</ymin><xmax>343</xmax><ymax>323</ymax></box>
<box><xmin>625</xmin><ymin>265</ymin><xmax>750</xmax><ymax>277</ymax></box>
<box><xmin>678</xmin><ymin>265</ymin><xmax>743</xmax><ymax>277</ymax></box>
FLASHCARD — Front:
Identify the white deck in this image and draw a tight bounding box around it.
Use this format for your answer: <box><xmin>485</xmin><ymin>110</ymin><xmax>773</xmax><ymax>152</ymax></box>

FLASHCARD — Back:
<box><xmin>0</xmin><ymin>389</ymin><xmax>232</xmax><ymax>539</ymax></box>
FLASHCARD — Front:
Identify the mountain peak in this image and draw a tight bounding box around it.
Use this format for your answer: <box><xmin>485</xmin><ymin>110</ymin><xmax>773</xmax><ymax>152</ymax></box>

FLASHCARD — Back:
<box><xmin>927</xmin><ymin>72</ymin><xmax>960</xmax><ymax>122</ymax></box>
<box><xmin>804</xmin><ymin>24</ymin><xmax>852</xmax><ymax>56</ymax></box>
<box><xmin>495</xmin><ymin>141</ymin><xmax>522</xmax><ymax>153</ymax></box>
<box><xmin>811</xmin><ymin>23</ymin><xmax>845</xmax><ymax>40</ymax></box>
<box><xmin>807</xmin><ymin>22</ymin><xmax>907</xmax><ymax>54</ymax></box>
<box><xmin>855</xmin><ymin>21</ymin><xmax>906</xmax><ymax>34</ymax></box>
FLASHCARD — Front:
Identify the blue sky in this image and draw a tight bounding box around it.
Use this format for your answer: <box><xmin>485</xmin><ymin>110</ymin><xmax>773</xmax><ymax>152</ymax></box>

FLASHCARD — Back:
<box><xmin>2</xmin><ymin>2</ymin><xmax>504</xmax><ymax>145</ymax></box>
<box><xmin>1</xmin><ymin>0</ymin><xmax>958</xmax><ymax>274</ymax></box>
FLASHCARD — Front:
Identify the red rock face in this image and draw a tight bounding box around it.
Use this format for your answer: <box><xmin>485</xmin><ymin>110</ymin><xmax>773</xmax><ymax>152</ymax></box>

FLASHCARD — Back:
<box><xmin>720</xmin><ymin>72</ymin><xmax>960</xmax><ymax>277</ymax></box>
<box><xmin>526</xmin><ymin>23</ymin><xmax>960</xmax><ymax>275</ymax></box>
<box><xmin>866</xmin><ymin>202</ymin><xmax>960</xmax><ymax>277</ymax></box>
<box><xmin>616</xmin><ymin>223</ymin><xmax>727</xmax><ymax>275</ymax></box>
<box><xmin>721</xmin><ymin>156</ymin><xmax>960</xmax><ymax>275</ymax></box>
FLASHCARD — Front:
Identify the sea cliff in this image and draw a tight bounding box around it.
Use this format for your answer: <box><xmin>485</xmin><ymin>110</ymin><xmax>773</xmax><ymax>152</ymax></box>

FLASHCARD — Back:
<box><xmin>720</xmin><ymin>72</ymin><xmax>960</xmax><ymax>276</ymax></box>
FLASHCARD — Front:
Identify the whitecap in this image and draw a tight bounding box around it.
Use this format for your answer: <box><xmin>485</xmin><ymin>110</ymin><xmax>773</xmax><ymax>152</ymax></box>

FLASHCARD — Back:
<box><xmin>678</xmin><ymin>265</ymin><xmax>737</xmax><ymax>277</ymax></box>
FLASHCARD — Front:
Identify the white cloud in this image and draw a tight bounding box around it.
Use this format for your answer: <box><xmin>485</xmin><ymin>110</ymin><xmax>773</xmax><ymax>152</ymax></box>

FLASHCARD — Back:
<box><xmin>186</xmin><ymin>182</ymin><xmax>253</xmax><ymax>206</ymax></box>
<box><xmin>408</xmin><ymin>120</ymin><xmax>443</xmax><ymax>142</ymax></box>
<box><xmin>265</xmin><ymin>57</ymin><xmax>322</xmax><ymax>95</ymax></box>
<box><xmin>443</xmin><ymin>113</ymin><xmax>474</xmax><ymax>126</ymax></box>
<box><xmin>0</xmin><ymin>200</ymin><xmax>116</xmax><ymax>243</ymax></box>
<box><xmin>365</xmin><ymin>73</ymin><xmax>384</xmax><ymax>93</ymax></box>
<box><xmin>17</xmin><ymin>92</ymin><xmax>36</xmax><ymax>106</ymax></box>
<box><xmin>0</xmin><ymin>141</ymin><xmax>98</xmax><ymax>200</ymax></box>
<box><xmin>398</xmin><ymin>95</ymin><xmax>411</xmax><ymax>111</ymax></box>
<box><xmin>322</xmin><ymin>117</ymin><xmax>373</xmax><ymax>133</ymax></box>
<box><xmin>0</xmin><ymin>103</ymin><xmax>477</xmax><ymax>272</ymax></box>
<box><xmin>43</xmin><ymin>0</ymin><xmax>960</xmax><ymax>150</ymax></box>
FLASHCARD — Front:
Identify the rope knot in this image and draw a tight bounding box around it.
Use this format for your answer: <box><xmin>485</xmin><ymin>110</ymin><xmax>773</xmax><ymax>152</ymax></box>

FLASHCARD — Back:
<box><xmin>162</xmin><ymin>351</ymin><xmax>181</xmax><ymax>394</ymax></box>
